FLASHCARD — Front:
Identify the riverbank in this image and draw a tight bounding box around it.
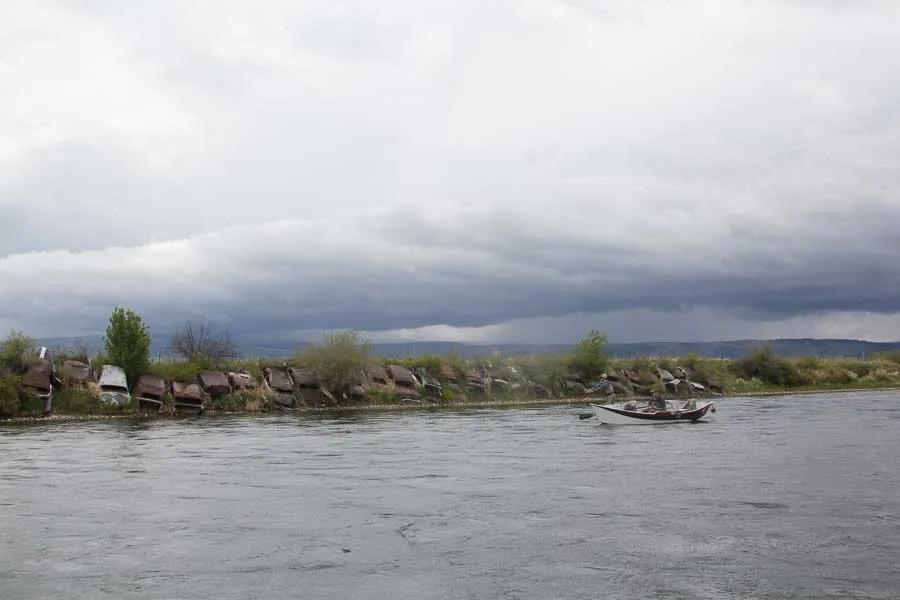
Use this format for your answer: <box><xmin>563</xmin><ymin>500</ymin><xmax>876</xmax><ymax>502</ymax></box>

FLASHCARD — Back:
<box><xmin>4</xmin><ymin>385</ymin><xmax>900</xmax><ymax>425</ymax></box>
<box><xmin>4</xmin><ymin>334</ymin><xmax>900</xmax><ymax>421</ymax></box>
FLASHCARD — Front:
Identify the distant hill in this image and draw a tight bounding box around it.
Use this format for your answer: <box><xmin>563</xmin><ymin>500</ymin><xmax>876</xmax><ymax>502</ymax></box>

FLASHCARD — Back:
<box><xmin>603</xmin><ymin>339</ymin><xmax>900</xmax><ymax>359</ymax></box>
<box><xmin>35</xmin><ymin>335</ymin><xmax>900</xmax><ymax>360</ymax></box>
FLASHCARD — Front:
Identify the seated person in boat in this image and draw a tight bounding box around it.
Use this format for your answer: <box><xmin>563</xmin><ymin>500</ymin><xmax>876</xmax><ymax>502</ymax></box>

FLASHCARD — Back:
<box><xmin>645</xmin><ymin>394</ymin><xmax>667</xmax><ymax>412</ymax></box>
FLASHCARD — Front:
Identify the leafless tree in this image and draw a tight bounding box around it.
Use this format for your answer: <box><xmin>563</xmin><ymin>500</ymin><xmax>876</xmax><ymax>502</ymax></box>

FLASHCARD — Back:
<box><xmin>171</xmin><ymin>321</ymin><xmax>237</xmax><ymax>363</ymax></box>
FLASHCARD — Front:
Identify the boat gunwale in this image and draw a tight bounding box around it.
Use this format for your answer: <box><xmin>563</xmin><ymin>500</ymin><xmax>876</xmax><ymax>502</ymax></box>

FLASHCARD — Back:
<box><xmin>592</xmin><ymin>401</ymin><xmax>713</xmax><ymax>422</ymax></box>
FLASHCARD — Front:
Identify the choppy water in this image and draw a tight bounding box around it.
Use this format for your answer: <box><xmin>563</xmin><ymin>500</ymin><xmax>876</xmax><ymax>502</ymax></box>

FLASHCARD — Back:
<box><xmin>2</xmin><ymin>392</ymin><xmax>899</xmax><ymax>599</ymax></box>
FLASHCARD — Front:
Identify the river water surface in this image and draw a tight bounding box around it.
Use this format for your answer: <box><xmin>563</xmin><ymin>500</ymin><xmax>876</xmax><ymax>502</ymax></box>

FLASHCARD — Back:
<box><xmin>2</xmin><ymin>392</ymin><xmax>899</xmax><ymax>599</ymax></box>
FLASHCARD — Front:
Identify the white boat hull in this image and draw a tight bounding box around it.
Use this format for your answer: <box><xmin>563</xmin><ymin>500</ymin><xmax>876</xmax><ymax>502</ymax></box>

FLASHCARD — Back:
<box><xmin>591</xmin><ymin>401</ymin><xmax>715</xmax><ymax>425</ymax></box>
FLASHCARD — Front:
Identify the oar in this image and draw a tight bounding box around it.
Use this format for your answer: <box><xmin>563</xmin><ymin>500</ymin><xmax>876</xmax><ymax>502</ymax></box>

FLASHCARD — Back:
<box><xmin>577</xmin><ymin>412</ymin><xmax>594</xmax><ymax>420</ymax></box>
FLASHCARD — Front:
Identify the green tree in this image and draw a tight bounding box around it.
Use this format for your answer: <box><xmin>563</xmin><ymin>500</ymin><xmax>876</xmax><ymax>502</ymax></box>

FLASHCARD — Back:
<box><xmin>103</xmin><ymin>307</ymin><xmax>151</xmax><ymax>384</ymax></box>
<box><xmin>569</xmin><ymin>330</ymin><xmax>609</xmax><ymax>380</ymax></box>
<box><xmin>300</xmin><ymin>330</ymin><xmax>372</xmax><ymax>397</ymax></box>
<box><xmin>0</xmin><ymin>330</ymin><xmax>37</xmax><ymax>374</ymax></box>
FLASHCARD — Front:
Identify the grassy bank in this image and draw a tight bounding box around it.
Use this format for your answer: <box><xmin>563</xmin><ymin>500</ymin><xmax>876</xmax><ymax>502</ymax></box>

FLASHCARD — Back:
<box><xmin>2</xmin><ymin>345</ymin><xmax>900</xmax><ymax>421</ymax></box>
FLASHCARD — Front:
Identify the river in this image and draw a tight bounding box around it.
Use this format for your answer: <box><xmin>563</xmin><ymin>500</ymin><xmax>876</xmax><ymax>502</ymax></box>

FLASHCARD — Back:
<box><xmin>2</xmin><ymin>391</ymin><xmax>899</xmax><ymax>599</ymax></box>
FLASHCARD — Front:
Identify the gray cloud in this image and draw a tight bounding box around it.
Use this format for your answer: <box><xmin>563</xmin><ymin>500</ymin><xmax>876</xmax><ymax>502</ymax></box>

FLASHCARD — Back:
<box><xmin>2</xmin><ymin>1</ymin><xmax>900</xmax><ymax>342</ymax></box>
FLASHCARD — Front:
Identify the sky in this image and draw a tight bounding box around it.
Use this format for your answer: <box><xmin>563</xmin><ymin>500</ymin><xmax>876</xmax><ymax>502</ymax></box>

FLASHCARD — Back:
<box><xmin>2</xmin><ymin>0</ymin><xmax>900</xmax><ymax>345</ymax></box>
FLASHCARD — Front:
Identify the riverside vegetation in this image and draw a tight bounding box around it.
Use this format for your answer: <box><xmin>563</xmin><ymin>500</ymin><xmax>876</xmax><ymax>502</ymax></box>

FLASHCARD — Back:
<box><xmin>2</xmin><ymin>308</ymin><xmax>900</xmax><ymax>419</ymax></box>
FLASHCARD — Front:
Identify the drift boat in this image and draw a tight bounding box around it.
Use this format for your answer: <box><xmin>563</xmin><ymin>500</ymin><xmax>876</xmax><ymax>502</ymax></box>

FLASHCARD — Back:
<box><xmin>591</xmin><ymin>399</ymin><xmax>715</xmax><ymax>425</ymax></box>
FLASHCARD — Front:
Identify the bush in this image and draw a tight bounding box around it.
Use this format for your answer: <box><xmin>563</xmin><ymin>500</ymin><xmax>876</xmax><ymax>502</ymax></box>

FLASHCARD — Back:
<box><xmin>683</xmin><ymin>353</ymin><xmax>701</xmax><ymax>371</ymax></box>
<box><xmin>148</xmin><ymin>359</ymin><xmax>211</xmax><ymax>382</ymax></box>
<box><xmin>568</xmin><ymin>330</ymin><xmax>609</xmax><ymax>380</ymax></box>
<box><xmin>393</xmin><ymin>354</ymin><xmax>444</xmax><ymax>375</ymax></box>
<box><xmin>209</xmin><ymin>392</ymin><xmax>247</xmax><ymax>412</ymax></box>
<box><xmin>732</xmin><ymin>347</ymin><xmax>802</xmax><ymax>387</ymax></box>
<box><xmin>104</xmin><ymin>307</ymin><xmax>151</xmax><ymax>384</ymax></box>
<box><xmin>814</xmin><ymin>365</ymin><xmax>856</xmax><ymax>386</ymax></box>
<box><xmin>0</xmin><ymin>330</ymin><xmax>37</xmax><ymax>374</ymax></box>
<box><xmin>0</xmin><ymin>375</ymin><xmax>24</xmax><ymax>418</ymax></box>
<box><xmin>626</xmin><ymin>356</ymin><xmax>655</xmax><ymax>374</ymax></box>
<box><xmin>52</xmin><ymin>387</ymin><xmax>116</xmax><ymax>415</ymax></box>
<box><xmin>204</xmin><ymin>389</ymin><xmax>272</xmax><ymax>413</ymax></box>
<box><xmin>835</xmin><ymin>359</ymin><xmax>873</xmax><ymax>378</ymax></box>
<box><xmin>299</xmin><ymin>330</ymin><xmax>372</xmax><ymax>396</ymax></box>
<box><xmin>860</xmin><ymin>368</ymin><xmax>897</xmax><ymax>384</ymax></box>
<box><xmin>368</xmin><ymin>388</ymin><xmax>396</xmax><ymax>405</ymax></box>
<box><xmin>228</xmin><ymin>359</ymin><xmax>263</xmax><ymax>382</ymax></box>
<box><xmin>514</xmin><ymin>354</ymin><xmax>569</xmax><ymax>396</ymax></box>
<box><xmin>795</xmin><ymin>356</ymin><xmax>823</xmax><ymax>371</ymax></box>
<box><xmin>875</xmin><ymin>350</ymin><xmax>900</xmax><ymax>364</ymax></box>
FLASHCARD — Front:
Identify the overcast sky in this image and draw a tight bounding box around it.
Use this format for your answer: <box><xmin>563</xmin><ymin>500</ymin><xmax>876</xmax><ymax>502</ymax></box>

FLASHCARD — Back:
<box><xmin>2</xmin><ymin>0</ymin><xmax>900</xmax><ymax>344</ymax></box>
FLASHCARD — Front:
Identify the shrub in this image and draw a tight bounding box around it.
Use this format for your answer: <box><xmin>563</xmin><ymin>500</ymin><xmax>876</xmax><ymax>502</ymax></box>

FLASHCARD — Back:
<box><xmin>815</xmin><ymin>365</ymin><xmax>856</xmax><ymax>386</ymax></box>
<box><xmin>0</xmin><ymin>330</ymin><xmax>37</xmax><ymax>374</ymax></box>
<box><xmin>104</xmin><ymin>307</ymin><xmax>151</xmax><ymax>384</ymax></box>
<box><xmin>860</xmin><ymin>368</ymin><xmax>896</xmax><ymax>384</ymax></box>
<box><xmin>52</xmin><ymin>387</ymin><xmax>114</xmax><ymax>415</ymax></box>
<box><xmin>683</xmin><ymin>352</ymin><xmax>701</xmax><ymax>371</ymax></box>
<box><xmin>299</xmin><ymin>330</ymin><xmax>372</xmax><ymax>396</ymax></box>
<box><xmin>656</xmin><ymin>357</ymin><xmax>676</xmax><ymax>373</ymax></box>
<box><xmin>835</xmin><ymin>359</ymin><xmax>873</xmax><ymax>378</ymax></box>
<box><xmin>515</xmin><ymin>354</ymin><xmax>569</xmax><ymax>396</ymax></box>
<box><xmin>368</xmin><ymin>388</ymin><xmax>396</xmax><ymax>405</ymax></box>
<box><xmin>0</xmin><ymin>375</ymin><xmax>23</xmax><ymax>418</ymax></box>
<box><xmin>228</xmin><ymin>359</ymin><xmax>263</xmax><ymax>382</ymax></box>
<box><xmin>204</xmin><ymin>389</ymin><xmax>272</xmax><ymax>413</ymax></box>
<box><xmin>568</xmin><ymin>330</ymin><xmax>609</xmax><ymax>380</ymax></box>
<box><xmin>209</xmin><ymin>392</ymin><xmax>247</xmax><ymax>412</ymax></box>
<box><xmin>795</xmin><ymin>356</ymin><xmax>823</xmax><ymax>371</ymax></box>
<box><xmin>875</xmin><ymin>350</ymin><xmax>900</xmax><ymax>364</ymax></box>
<box><xmin>626</xmin><ymin>356</ymin><xmax>655</xmax><ymax>373</ymax></box>
<box><xmin>732</xmin><ymin>347</ymin><xmax>801</xmax><ymax>386</ymax></box>
<box><xmin>679</xmin><ymin>356</ymin><xmax>726</xmax><ymax>383</ymax></box>
<box><xmin>393</xmin><ymin>354</ymin><xmax>443</xmax><ymax>374</ymax></box>
<box><xmin>148</xmin><ymin>359</ymin><xmax>210</xmax><ymax>382</ymax></box>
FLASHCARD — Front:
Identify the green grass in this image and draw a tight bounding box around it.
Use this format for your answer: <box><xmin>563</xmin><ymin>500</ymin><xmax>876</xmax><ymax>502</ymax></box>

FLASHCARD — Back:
<box><xmin>52</xmin><ymin>387</ymin><xmax>128</xmax><ymax>415</ymax></box>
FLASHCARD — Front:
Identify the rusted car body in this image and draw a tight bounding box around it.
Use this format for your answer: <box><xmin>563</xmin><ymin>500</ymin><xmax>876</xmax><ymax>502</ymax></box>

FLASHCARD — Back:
<box><xmin>412</xmin><ymin>367</ymin><xmax>442</xmax><ymax>397</ymax></box>
<box><xmin>438</xmin><ymin>364</ymin><xmax>459</xmax><ymax>382</ymax></box>
<box><xmin>465</xmin><ymin>368</ymin><xmax>486</xmax><ymax>395</ymax></box>
<box><xmin>264</xmin><ymin>367</ymin><xmax>295</xmax><ymax>408</ymax></box>
<box><xmin>228</xmin><ymin>371</ymin><xmax>259</xmax><ymax>391</ymax></box>
<box><xmin>133</xmin><ymin>374</ymin><xmax>166</xmax><ymax>412</ymax></box>
<box><xmin>23</xmin><ymin>357</ymin><xmax>56</xmax><ymax>415</ymax></box>
<box><xmin>198</xmin><ymin>370</ymin><xmax>231</xmax><ymax>398</ymax></box>
<box><xmin>289</xmin><ymin>367</ymin><xmax>336</xmax><ymax>407</ymax></box>
<box><xmin>367</xmin><ymin>365</ymin><xmax>390</xmax><ymax>388</ymax></box>
<box><xmin>98</xmin><ymin>365</ymin><xmax>130</xmax><ymax>407</ymax></box>
<box><xmin>171</xmin><ymin>381</ymin><xmax>209</xmax><ymax>414</ymax></box>
<box><xmin>387</xmin><ymin>365</ymin><xmax>421</xmax><ymax>399</ymax></box>
<box><xmin>60</xmin><ymin>360</ymin><xmax>91</xmax><ymax>384</ymax></box>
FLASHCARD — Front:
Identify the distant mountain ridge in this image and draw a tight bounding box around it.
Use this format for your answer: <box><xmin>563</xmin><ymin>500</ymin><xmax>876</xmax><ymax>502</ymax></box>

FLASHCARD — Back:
<box><xmin>35</xmin><ymin>335</ymin><xmax>900</xmax><ymax>360</ymax></box>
